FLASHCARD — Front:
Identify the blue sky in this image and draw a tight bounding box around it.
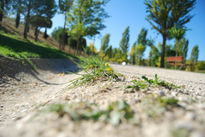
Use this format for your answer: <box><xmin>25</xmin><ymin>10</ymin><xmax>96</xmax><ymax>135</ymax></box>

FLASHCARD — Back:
<box><xmin>48</xmin><ymin>0</ymin><xmax>205</xmax><ymax>60</ymax></box>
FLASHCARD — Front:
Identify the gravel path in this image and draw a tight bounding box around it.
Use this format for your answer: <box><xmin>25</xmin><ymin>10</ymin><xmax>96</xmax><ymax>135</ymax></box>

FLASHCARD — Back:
<box><xmin>0</xmin><ymin>62</ymin><xmax>205</xmax><ymax>137</ymax></box>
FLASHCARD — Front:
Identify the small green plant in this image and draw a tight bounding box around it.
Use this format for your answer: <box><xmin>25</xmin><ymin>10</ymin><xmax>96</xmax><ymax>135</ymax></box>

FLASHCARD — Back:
<box><xmin>141</xmin><ymin>95</ymin><xmax>179</xmax><ymax>117</ymax></box>
<box><xmin>69</xmin><ymin>56</ymin><xmax>121</xmax><ymax>88</ymax></box>
<box><xmin>46</xmin><ymin>101</ymin><xmax>138</xmax><ymax>126</ymax></box>
<box><xmin>171</xmin><ymin>128</ymin><xmax>190</xmax><ymax>137</ymax></box>
<box><xmin>142</xmin><ymin>74</ymin><xmax>180</xmax><ymax>90</ymax></box>
<box><xmin>124</xmin><ymin>80</ymin><xmax>148</xmax><ymax>93</ymax></box>
<box><xmin>157</xmin><ymin>96</ymin><xmax>179</xmax><ymax>107</ymax></box>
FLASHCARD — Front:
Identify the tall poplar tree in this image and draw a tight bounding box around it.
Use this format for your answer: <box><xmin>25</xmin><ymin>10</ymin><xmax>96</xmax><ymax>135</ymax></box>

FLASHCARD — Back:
<box><xmin>119</xmin><ymin>26</ymin><xmax>130</xmax><ymax>61</ymax></box>
<box><xmin>100</xmin><ymin>33</ymin><xmax>110</xmax><ymax>53</ymax></box>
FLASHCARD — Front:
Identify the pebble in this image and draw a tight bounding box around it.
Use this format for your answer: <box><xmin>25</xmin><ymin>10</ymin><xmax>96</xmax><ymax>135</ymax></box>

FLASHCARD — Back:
<box><xmin>197</xmin><ymin>104</ymin><xmax>205</xmax><ymax>110</ymax></box>
<box><xmin>175</xmin><ymin>122</ymin><xmax>193</xmax><ymax>131</ymax></box>
<box><xmin>178</xmin><ymin>96</ymin><xmax>189</xmax><ymax>102</ymax></box>
<box><xmin>190</xmin><ymin>132</ymin><xmax>205</xmax><ymax>137</ymax></box>
<box><xmin>171</xmin><ymin>92</ymin><xmax>178</xmax><ymax>97</ymax></box>
<box><xmin>185</xmin><ymin>112</ymin><xmax>196</xmax><ymax>120</ymax></box>
<box><xmin>160</xmin><ymin>91</ymin><xmax>165</xmax><ymax>96</ymax></box>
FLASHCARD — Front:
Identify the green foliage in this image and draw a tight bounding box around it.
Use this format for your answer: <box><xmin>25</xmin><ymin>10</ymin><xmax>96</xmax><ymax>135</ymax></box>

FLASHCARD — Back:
<box><xmin>130</xmin><ymin>42</ymin><xmax>137</xmax><ymax>64</ymax></box>
<box><xmin>46</xmin><ymin>101</ymin><xmax>137</xmax><ymax>126</ymax></box>
<box><xmin>59</xmin><ymin>0</ymin><xmax>73</xmax><ymax>13</ymax></box>
<box><xmin>137</xmin><ymin>28</ymin><xmax>148</xmax><ymax>46</ymax></box>
<box><xmin>100</xmin><ymin>33</ymin><xmax>110</xmax><ymax>57</ymax></box>
<box><xmin>30</xmin><ymin>15</ymin><xmax>52</xmax><ymax>28</ymax></box>
<box><xmin>190</xmin><ymin>45</ymin><xmax>199</xmax><ymax>65</ymax></box>
<box><xmin>136</xmin><ymin>43</ymin><xmax>146</xmax><ymax>65</ymax></box>
<box><xmin>168</xmin><ymin>25</ymin><xmax>187</xmax><ymax>56</ymax></box>
<box><xmin>51</xmin><ymin>27</ymin><xmax>65</xmax><ymax>42</ymax></box>
<box><xmin>108</xmin><ymin>48</ymin><xmax>124</xmax><ymax>63</ymax></box>
<box><xmin>84</xmin><ymin>42</ymin><xmax>98</xmax><ymax>56</ymax></box>
<box><xmin>183</xmin><ymin>39</ymin><xmax>189</xmax><ymax>63</ymax></box>
<box><xmin>141</xmin><ymin>95</ymin><xmax>179</xmax><ymax>117</ymax></box>
<box><xmin>68</xmin><ymin>56</ymin><xmax>121</xmax><ymax>88</ymax></box>
<box><xmin>106</xmin><ymin>45</ymin><xmax>113</xmax><ymax>58</ymax></box>
<box><xmin>196</xmin><ymin>61</ymin><xmax>205</xmax><ymax>70</ymax></box>
<box><xmin>168</xmin><ymin>25</ymin><xmax>186</xmax><ymax>41</ymax></box>
<box><xmin>119</xmin><ymin>26</ymin><xmax>130</xmax><ymax>61</ymax></box>
<box><xmin>67</xmin><ymin>0</ymin><xmax>109</xmax><ymax>43</ymax></box>
<box><xmin>189</xmin><ymin>45</ymin><xmax>199</xmax><ymax>71</ymax></box>
<box><xmin>132</xmin><ymin>28</ymin><xmax>148</xmax><ymax>65</ymax></box>
<box><xmin>149</xmin><ymin>45</ymin><xmax>159</xmax><ymax>66</ymax></box>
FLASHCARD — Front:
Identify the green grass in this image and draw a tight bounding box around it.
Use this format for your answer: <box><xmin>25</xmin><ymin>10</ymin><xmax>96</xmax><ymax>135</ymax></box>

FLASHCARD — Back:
<box><xmin>0</xmin><ymin>31</ymin><xmax>76</xmax><ymax>59</ymax></box>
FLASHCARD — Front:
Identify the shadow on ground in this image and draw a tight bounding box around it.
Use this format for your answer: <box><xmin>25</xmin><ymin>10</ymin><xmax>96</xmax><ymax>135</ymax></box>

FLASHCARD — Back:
<box><xmin>0</xmin><ymin>56</ymin><xmax>80</xmax><ymax>86</ymax></box>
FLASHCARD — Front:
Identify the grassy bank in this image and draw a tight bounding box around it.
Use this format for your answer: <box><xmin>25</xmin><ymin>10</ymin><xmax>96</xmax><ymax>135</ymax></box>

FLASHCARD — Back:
<box><xmin>0</xmin><ymin>31</ymin><xmax>76</xmax><ymax>60</ymax></box>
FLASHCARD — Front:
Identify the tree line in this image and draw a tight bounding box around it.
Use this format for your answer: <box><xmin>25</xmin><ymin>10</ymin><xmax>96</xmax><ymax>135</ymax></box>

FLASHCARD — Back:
<box><xmin>96</xmin><ymin>26</ymin><xmax>198</xmax><ymax>70</ymax></box>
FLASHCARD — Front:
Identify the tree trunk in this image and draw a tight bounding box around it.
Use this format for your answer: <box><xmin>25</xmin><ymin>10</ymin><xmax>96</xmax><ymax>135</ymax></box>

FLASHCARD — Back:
<box><xmin>24</xmin><ymin>1</ymin><xmax>31</xmax><ymax>39</ymax></box>
<box><xmin>44</xmin><ymin>28</ymin><xmax>48</xmax><ymax>39</ymax></box>
<box><xmin>24</xmin><ymin>16</ymin><xmax>29</xmax><ymax>39</ymax></box>
<box><xmin>60</xmin><ymin>14</ymin><xmax>67</xmax><ymax>50</ymax></box>
<box><xmin>15</xmin><ymin>9</ymin><xmax>20</xmax><ymax>28</ymax></box>
<box><xmin>160</xmin><ymin>35</ymin><xmax>166</xmax><ymax>68</ymax></box>
<box><xmin>34</xmin><ymin>26</ymin><xmax>39</xmax><ymax>42</ymax></box>
<box><xmin>0</xmin><ymin>0</ymin><xmax>4</xmax><ymax>22</ymax></box>
<box><xmin>77</xmin><ymin>37</ymin><xmax>82</xmax><ymax>55</ymax></box>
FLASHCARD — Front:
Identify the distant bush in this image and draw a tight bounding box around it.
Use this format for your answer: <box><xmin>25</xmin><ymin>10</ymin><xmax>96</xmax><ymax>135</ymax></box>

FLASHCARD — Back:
<box><xmin>196</xmin><ymin>61</ymin><xmax>205</xmax><ymax>70</ymax></box>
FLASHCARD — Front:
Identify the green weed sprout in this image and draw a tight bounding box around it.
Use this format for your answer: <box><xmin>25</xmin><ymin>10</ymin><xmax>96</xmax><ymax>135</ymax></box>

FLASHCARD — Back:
<box><xmin>142</xmin><ymin>74</ymin><xmax>180</xmax><ymax>90</ymax></box>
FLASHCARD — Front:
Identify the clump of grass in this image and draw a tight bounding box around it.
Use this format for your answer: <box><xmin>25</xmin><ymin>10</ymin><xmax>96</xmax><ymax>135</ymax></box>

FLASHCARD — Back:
<box><xmin>46</xmin><ymin>101</ymin><xmax>138</xmax><ymax>126</ymax></box>
<box><xmin>69</xmin><ymin>56</ymin><xmax>122</xmax><ymax>88</ymax></box>
<box><xmin>124</xmin><ymin>74</ymin><xmax>180</xmax><ymax>92</ymax></box>
<box><xmin>141</xmin><ymin>95</ymin><xmax>179</xmax><ymax>117</ymax></box>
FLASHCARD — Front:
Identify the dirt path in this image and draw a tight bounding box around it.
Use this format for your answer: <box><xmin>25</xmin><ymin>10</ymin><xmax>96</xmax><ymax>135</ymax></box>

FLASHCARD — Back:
<box><xmin>0</xmin><ymin>58</ymin><xmax>79</xmax><ymax>127</ymax></box>
<box><xmin>0</xmin><ymin>62</ymin><xmax>205</xmax><ymax>137</ymax></box>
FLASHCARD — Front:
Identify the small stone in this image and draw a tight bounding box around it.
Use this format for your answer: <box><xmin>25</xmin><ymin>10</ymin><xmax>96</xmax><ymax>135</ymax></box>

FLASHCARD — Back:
<box><xmin>135</xmin><ymin>98</ymin><xmax>141</xmax><ymax>103</ymax></box>
<box><xmin>160</xmin><ymin>91</ymin><xmax>165</xmax><ymax>96</ymax></box>
<box><xmin>178</xmin><ymin>96</ymin><xmax>189</xmax><ymax>102</ymax></box>
<box><xmin>171</xmin><ymin>92</ymin><xmax>178</xmax><ymax>97</ymax></box>
<box><xmin>190</xmin><ymin>132</ymin><xmax>205</xmax><ymax>137</ymax></box>
<box><xmin>197</xmin><ymin>104</ymin><xmax>205</xmax><ymax>110</ymax></box>
<box><xmin>185</xmin><ymin>112</ymin><xmax>196</xmax><ymax>120</ymax></box>
<box><xmin>175</xmin><ymin>122</ymin><xmax>193</xmax><ymax>131</ymax></box>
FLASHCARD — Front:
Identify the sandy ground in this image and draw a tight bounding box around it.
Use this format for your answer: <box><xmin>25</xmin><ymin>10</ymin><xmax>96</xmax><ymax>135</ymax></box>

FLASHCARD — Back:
<box><xmin>0</xmin><ymin>59</ymin><xmax>205</xmax><ymax>137</ymax></box>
